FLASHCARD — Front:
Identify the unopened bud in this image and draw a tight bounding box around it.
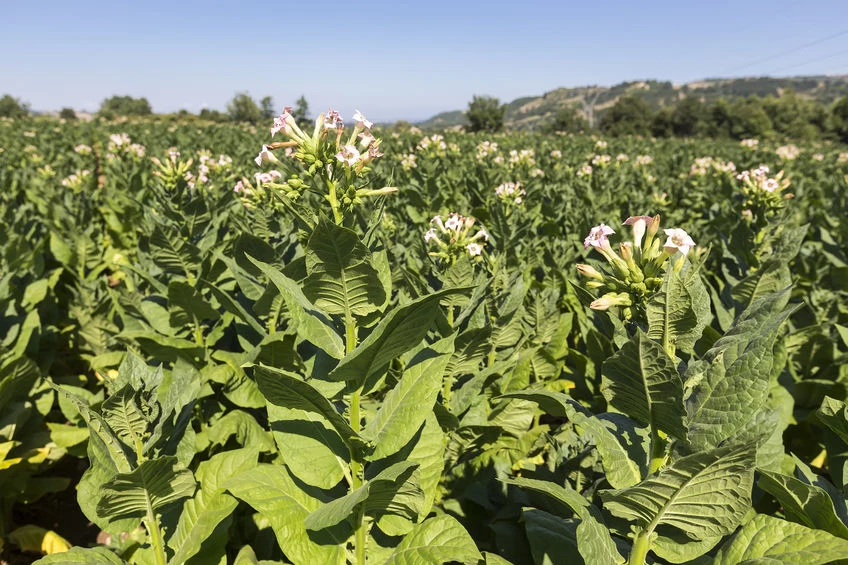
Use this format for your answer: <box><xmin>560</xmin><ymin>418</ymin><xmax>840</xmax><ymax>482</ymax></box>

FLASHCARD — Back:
<box><xmin>576</xmin><ymin>263</ymin><xmax>604</xmax><ymax>280</ymax></box>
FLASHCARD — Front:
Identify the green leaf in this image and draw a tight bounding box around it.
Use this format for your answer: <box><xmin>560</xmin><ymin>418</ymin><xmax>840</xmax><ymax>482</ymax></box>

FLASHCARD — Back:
<box><xmin>32</xmin><ymin>546</ymin><xmax>126</xmax><ymax>564</ymax></box>
<box><xmin>646</xmin><ymin>256</ymin><xmax>711</xmax><ymax>354</ymax></box>
<box><xmin>225</xmin><ymin>464</ymin><xmax>345</xmax><ymax>565</ymax></box>
<box><xmin>600</xmin><ymin>443</ymin><xmax>756</xmax><ymax>541</ymax></box>
<box><xmin>97</xmin><ymin>456</ymin><xmax>196</xmax><ymax>520</ymax></box>
<box><xmin>601</xmin><ymin>331</ymin><xmax>687</xmax><ymax>441</ymax></box>
<box><xmin>505</xmin><ymin>477</ymin><xmax>624</xmax><ymax>564</ymax></box>
<box><xmin>684</xmin><ymin>291</ymin><xmax>795</xmax><ymax>452</ymax></box>
<box><xmin>523</xmin><ymin>508</ymin><xmax>580</xmax><ymax>565</ymax></box>
<box><xmin>100</xmin><ymin>386</ymin><xmax>148</xmax><ymax>456</ymax></box>
<box><xmin>731</xmin><ymin>224</ymin><xmax>807</xmax><ymax>309</ymax></box>
<box><xmin>574</xmin><ymin>414</ymin><xmax>647</xmax><ymax>489</ymax></box>
<box><xmin>713</xmin><ymin>513</ymin><xmax>848</xmax><ymax>564</ymax></box>
<box><xmin>168</xmin><ymin>280</ymin><xmax>220</xmax><ymax>325</ymax></box>
<box><xmin>249</xmin><ymin>257</ymin><xmax>345</xmax><ymax>359</ymax></box>
<box><xmin>377</xmin><ymin>514</ymin><xmax>482</xmax><ymax>565</ymax></box>
<box><xmin>304</xmin><ymin>461</ymin><xmax>419</xmax><ymax>532</ymax></box>
<box><xmin>817</xmin><ymin>396</ymin><xmax>848</xmax><ymax>444</ymax></box>
<box><xmin>328</xmin><ymin>289</ymin><xmax>467</xmax><ymax>387</ymax></box>
<box><xmin>253</xmin><ymin>365</ymin><xmax>365</xmax><ymax>453</ymax></box>
<box><xmin>758</xmin><ymin>469</ymin><xmax>848</xmax><ymax>540</ymax></box>
<box><xmin>364</xmin><ymin>335</ymin><xmax>455</xmax><ymax>460</ymax></box>
<box><xmin>302</xmin><ymin>217</ymin><xmax>386</xmax><ymax>317</ymax></box>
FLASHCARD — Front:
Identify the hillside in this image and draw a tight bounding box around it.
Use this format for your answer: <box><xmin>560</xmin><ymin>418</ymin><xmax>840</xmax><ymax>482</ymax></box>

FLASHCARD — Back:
<box><xmin>421</xmin><ymin>75</ymin><xmax>848</xmax><ymax>131</ymax></box>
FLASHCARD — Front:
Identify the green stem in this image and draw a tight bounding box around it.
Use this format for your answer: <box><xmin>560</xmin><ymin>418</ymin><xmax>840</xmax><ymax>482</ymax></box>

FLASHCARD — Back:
<box><xmin>628</xmin><ymin>530</ymin><xmax>652</xmax><ymax>565</ymax></box>
<box><xmin>144</xmin><ymin>501</ymin><xmax>168</xmax><ymax>565</ymax></box>
<box><xmin>649</xmin><ymin>427</ymin><xmax>666</xmax><ymax>474</ymax></box>
<box><xmin>345</xmin><ymin>315</ymin><xmax>366</xmax><ymax>565</ymax></box>
<box><xmin>446</xmin><ymin>306</ymin><xmax>454</xmax><ymax>327</ymax></box>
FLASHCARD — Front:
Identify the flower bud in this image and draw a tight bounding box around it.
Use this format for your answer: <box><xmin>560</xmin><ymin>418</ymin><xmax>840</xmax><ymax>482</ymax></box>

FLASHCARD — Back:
<box><xmin>590</xmin><ymin>292</ymin><xmax>632</xmax><ymax>311</ymax></box>
<box><xmin>576</xmin><ymin>263</ymin><xmax>604</xmax><ymax>280</ymax></box>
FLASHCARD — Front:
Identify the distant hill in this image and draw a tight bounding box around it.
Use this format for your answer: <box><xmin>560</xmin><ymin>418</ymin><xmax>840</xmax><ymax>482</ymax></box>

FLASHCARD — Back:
<box><xmin>420</xmin><ymin>75</ymin><xmax>848</xmax><ymax>131</ymax></box>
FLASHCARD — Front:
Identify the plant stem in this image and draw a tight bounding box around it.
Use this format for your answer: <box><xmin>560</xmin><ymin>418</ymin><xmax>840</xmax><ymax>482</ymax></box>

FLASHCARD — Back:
<box><xmin>628</xmin><ymin>530</ymin><xmax>652</xmax><ymax>565</ymax></box>
<box><xmin>649</xmin><ymin>427</ymin><xmax>666</xmax><ymax>474</ymax></box>
<box><xmin>144</xmin><ymin>503</ymin><xmax>168</xmax><ymax>565</ymax></box>
<box><xmin>345</xmin><ymin>315</ymin><xmax>367</xmax><ymax>565</ymax></box>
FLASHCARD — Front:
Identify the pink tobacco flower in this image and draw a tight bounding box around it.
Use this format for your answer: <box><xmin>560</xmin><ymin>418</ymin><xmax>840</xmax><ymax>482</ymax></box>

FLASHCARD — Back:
<box><xmin>663</xmin><ymin>228</ymin><xmax>696</xmax><ymax>256</ymax></box>
<box><xmin>584</xmin><ymin>224</ymin><xmax>615</xmax><ymax>250</ymax></box>
<box><xmin>335</xmin><ymin>145</ymin><xmax>361</xmax><ymax>166</ymax></box>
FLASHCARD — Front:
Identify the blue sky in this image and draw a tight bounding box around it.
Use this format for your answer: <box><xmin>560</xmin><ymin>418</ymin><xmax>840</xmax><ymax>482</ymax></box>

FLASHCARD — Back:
<box><xmin>1</xmin><ymin>0</ymin><xmax>847</xmax><ymax>121</ymax></box>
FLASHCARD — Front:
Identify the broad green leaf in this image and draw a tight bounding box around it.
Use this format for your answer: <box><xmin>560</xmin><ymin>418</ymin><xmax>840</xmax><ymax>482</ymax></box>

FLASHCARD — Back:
<box><xmin>169</xmin><ymin>449</ymin><xmax>260</xmax><ymax>565</ymax></box>
<box><xmin>250</xmin><ymin>257</ymin><xmax>345</xmax><ymax>359</ymax></box>
<box><xmin>168</xmin><ymin>280</ymin><xmax>220</xmax><ymax>325</ymax></box>
<box><xmin>267</xmin><ymin>403</ymin><xmax>347</xmax><ymax>489</ymax></box>
<box><xmin>758</xmin><ymin>469</ymin><xmax>848</xmax><ymax>540</ymax></box>
<box><xmin>505</xmin><ymin>477</ymin><xmax>624</xmax><ymax>565</ymax></box>
<box><xmin>97</xmin><ymin>456</ymin><xmax>196</xmax><ymax>520</ymax></box>
<box><xmin>574</xmin><ymin>413</ymin><xmax>645</xmax><ymax>489</ymax></box>
<box><xmin>302</xmin><ymin>217</ymin><xmax>386</xmax><ymax>317</ymax></box>
<box><xmin>600</xmin><ymin>443</ymin><xmax>756</xmax><ymax>540</ymax></box>
<box><xmin>817</xmin><ymin>396</ymin><xmax>848</xmax><ymax>444</ymax></box>
<box><xmin>646</xmin><ymin>256</ymin><xmax>711</xmax><ymax>354</ymax></box>
<box><xmin>100</xmin><ymin>386</ymin><xmax>148</xmax><ymax>456</ymax></box>
<box><xmin>32</xmin><ymin>546</ymin><xmax>125</xmax><ymax>564</ymax></box>
<box><xmin>253</xmin><ymin>365</ymin><xmax>364</xmax><ymax>453</ymax></box>
<box><xmin>497</xmin><ymin>389</ymin><xmax>580</xmax><ymax>419</ymax></box>
<box><xmin>364</xmin><ymin>335</ymin><xmax>455</xmax><ymax>460</ymax></box>
<box><xmin>523</xmin><ymin>508</ymin><xmax>579</xmax><ymax>565</ymax></box>
<box><xmin>225</xmin><ymin>464</ymin><xmax>345</xmax><ymax>565</ymax></box>
<box><xmin>328</xmin><ymin>289</ymin><xmax>467</xmax><ymax>387</ymax></box>
<box><xmin>8</xmin><ymin>525</ymin><xmax>71</xmax><ymax>555</ymax></box>
<box><xmin>731</xmin><ymin>224</ymin><xmax>807</xmax><ymax>308</ymax></box>
<box><xmin>713</xmin><ymin>513</ymin><xmax>848</xmax><ymax>564</ymax></box>
<box><xmin>684</xmin><ymin>291</ymin><xmax>794</xmax><ymax>452</ymax></box>
<box><xmin>601</xmin><ymin>331</ymin><xmax>687</xmax><ymax>441</ymax></box>
<box><xmin>377</xmin><ymin>514</ymin><xmax>482</xmax><ymax>565</ymax></box>
<box><xmin>304</xmin><ymin>461</ymin><xmax>419</xmax><ymax>531</ymax></box>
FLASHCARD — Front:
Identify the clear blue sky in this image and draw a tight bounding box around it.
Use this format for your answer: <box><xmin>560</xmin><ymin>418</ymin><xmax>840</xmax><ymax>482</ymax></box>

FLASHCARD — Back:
<box><xmin>1</xmin><ymin>0</ymin><xmax>847</xmax><ymax>121</ymax></box>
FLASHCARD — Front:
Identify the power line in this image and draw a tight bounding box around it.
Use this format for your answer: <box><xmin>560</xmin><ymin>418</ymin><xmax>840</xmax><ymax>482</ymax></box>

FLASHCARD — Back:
<box><xmin>725</xmin><ymin>29</ymin><xmax>848</xmax><ymax>73</ymax></box>
<box><xmin>767</xmin><ymin>47</ymin><xmax>848</xmax><ymax>73</ymax></box>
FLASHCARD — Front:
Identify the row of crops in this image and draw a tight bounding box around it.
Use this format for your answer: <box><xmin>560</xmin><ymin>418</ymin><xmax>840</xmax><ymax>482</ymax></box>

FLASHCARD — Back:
<box><xmin>1</xmin><ymin>111</ymin><xmax>848</xmax><ymax>564</ymax></box>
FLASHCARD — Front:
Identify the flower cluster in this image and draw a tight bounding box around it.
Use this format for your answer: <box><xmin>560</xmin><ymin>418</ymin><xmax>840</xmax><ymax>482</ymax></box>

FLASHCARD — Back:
<box><xmin>400</xmin><ymin>153</ymin><xmax>417</xmax><ymax>170</ymax></box>
<box><xmin>689</xmin><ymin>157</ymin><xmax>736</xmax><ymax>176</ymax></box>
<box><xmin>508</xmin><ymin>149</ymin><xmax>536</xmax><ymax>167</ymax></box>
<box><xmin>61</xmin><ymin>169</ymin><xmax>91</xmax><ymax>191</ymax></box>
<box><xmin>838</xmin><ymin>152</ymin><xmax>848</xmax><ymax>164</ymax></box>
<box><xmin>74</xmin><ymin>144</ymin><xmax>92</xmax><ymax>155</ymax></box>
<box><xmin>494</xmin><ymin>182</ymin><xmax>525</xmax><ymax>206</ymax></box>
<box><xmin>252</xmin><ymin>107</ymin><xmax>395</xmax><ymax>220</ymax></box>
<box><xmin>106</xmin><ymin>133</ymin><xmax>145</xmax><ymax>160</ymax></box>
<box><xmin>576</xmin><ymin>164</ymin><xmax>593</xmax><ymax>177</ymax></box>
<box><xmin>578</xmin><ymin>215</ymin><xmax>697</xmax><ymax>318</ymax></box>
<box><xmin>424</xmin><ymin>213</ymin><xmax>488</xmax><ymax>263</ymax></box>
<box><xmin>740</xmin><ymin>138</ymin><xmax>759</xmax><ymax>149</ymax></box>
<box><xmin>550</xmin><ymin>150</ymin><xmax>562</xmax><ymax>159</ymax></box>
<box><xmin>616</xmin><ymin>154</ymin><xmax>629</xmax><ymax>162</ymax></box>
<box><xmin>634</xmin><ymin>154</ymin><xmax>653</xmax><ymax>166</ymax></box>
<box><xmin>476</xmin><ymin>141</ymin><xmax>499</xmax><ymax>161</ymax></box>
<box><xmin>775</xmin><ymin>144</ymin><xmax>801</xmax><ymax>160</ymax></box>
<box><xmin>591</xmin><ymin>154</ymin><xmax>612</xmax><ymax>167</ymax></box>
<box><xmin>736</xmin><ymin>165</ymin><xmax>792</xmax><ymax>217</ymax></box>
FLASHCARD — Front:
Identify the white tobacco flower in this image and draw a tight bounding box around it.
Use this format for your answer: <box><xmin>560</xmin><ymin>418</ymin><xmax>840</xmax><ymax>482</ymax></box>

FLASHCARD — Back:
<box><xmin>271</xmin><ymin>106</ymin><xmax>293</xmax><ymax>137</ymax></box>
<box><xmin>623</xmin><ymin>215</ymin><xmax>652</xmax><ymax>247</ymax></box>
<box><xmin>424</xmin><ymin>228</ymin><xmax>438</xmax><ymax>242</ymax></box>
<box><xmin>663</xmin><ymin>228</ymin><xmax>696</xmax><ymax>256</ymax></box>
<box><xmin>444</xmin><ymin>214</ymin><xmax>462</xmax><ymax>231</ymax></box>
<box><xmin>254</xmin><ymin>145</ymin><xmax>277</xmax><ymax>166</ymax></box>
<box><xmin>324</xmin><ymin>109</ymin><xmax>343</xmax><ymax>130</ymax></box>
<box><xmin>353</xmin><ymin>109</ymin><xmax>373</xmax><ymax>130</ymax></box>
<box><xmin>335</xmin><ymin>145</ymin><xmax>361</xmax><ymax>166</ymax></box>
<box><xmin>584</xmin><ymin>224</ymin><xmax>615</xmax><ymax>249</ymax></box>
<box><xmin>466</xmin><ymin>243</ymin><xmax>483</xmax><ymax>256</ymax></box>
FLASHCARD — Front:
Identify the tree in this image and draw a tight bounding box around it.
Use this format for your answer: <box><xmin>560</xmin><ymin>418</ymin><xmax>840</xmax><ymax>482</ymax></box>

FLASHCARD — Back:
<box><xmin>227</xmin><ymin>92</ymin><xmax>262</xmax><ymax>124</ymax></box>
<box><xmin>705</xmin><ymin>98</ymin><xmax>733</xmax><ymax>138</ymax></box>
<box><xmin>546</xmin><ymin>105</ymin><xmax>588</xmax><ymax>133</ymax></box>
<box><xmin>651</xmin><ymin>107</ymin><xmax>674</xmax><ymax>137</ymax></box>
<box><xmin>260</xmin><ymin>96</ymin><xmax>275</xmax><ymax>120</ymax></box>
<box><xmin>670</xmin><ymin>96</ymin><xmax>707</xmax><ymax>137</ymax></box>
<box><xmin>762</xmin><ymin>90</ymin><xmax>826</xmax><ymax>140</ymax></box>
<box><xmin>727</xmin><ymin>97</ymin><xmax>772</xmax><ymax>139</ymax></box>
<box><xmin>291</xmin><ymin>95</ymin><xmax>311</xmax><ymax>129</ymax></box>
<box><xmin>0</xmin><ymin>94</ymin><xmax>30</xmax><ymax>118</ymax></box>
<box><xmin>600</xmin><ymin>95</ymin><xmax>653</xmax><ymax>137</ymax></box>
<box><xmin>832</xmin><ymin>94</ymin><xmax>848</xmax><ymax>143</ymax></box>
<box><xmin>466</xmin><ymin>95</ymin><xmax>506</xmax><ymax>133</ymax></box>
<box><xmin>200</xmin><ymin>108</ymin><xmax>229</xmax><ymax>122</ymax></box>
<box><xmin>59</xmin><ymin>107</ymin><xmax>77</xmax><ymax>120</ymax></box>
<box><xmin>98</xmin><ymin>95</ymin><xmax>152</xmax><ymax>118</ymax></box>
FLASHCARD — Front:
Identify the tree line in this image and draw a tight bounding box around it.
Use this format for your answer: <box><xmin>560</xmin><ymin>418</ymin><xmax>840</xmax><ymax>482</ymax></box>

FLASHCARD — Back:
<box><xmin>466</xmin><ymin>91</ymin><xmax>848</xmax><ymax>143</ymax></box>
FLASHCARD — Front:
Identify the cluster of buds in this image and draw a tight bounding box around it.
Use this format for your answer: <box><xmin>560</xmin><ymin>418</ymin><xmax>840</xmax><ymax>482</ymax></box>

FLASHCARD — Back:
<box><xmin>550</xmin><ymin>150</ymin><xmax>562</xmax><ymax>159</ymax></box>
<box><xmin>689</xmin><ymin>157</ymin><xmax>736</xmax><ymax>177</ymax></box>
<box><xmin>578</xmin><ymin>215</ymin><xmax>697</xmax><ymax>318</ymax></box>
<box><xmin>494</xmin><ymin>182</ymin><xmax>525</xmax><ymax>206</ymax></box>
<box><xmin>400</xmin><ymin>153</ymin><xmax>417</xmax><ymax>170</ymax></box>
<box><xmin>508</xmin><ymin>149</ymin><xmax>536</xmax><ymax>167</ymax></box>
<box><xmin>740</xmin><ymin>138</ymin><xmax>759</xmax><ymax>149</ymax></box>
<box><xmin>616</xmin><ymin>154</ymin><xmax>629</xmax><ymax>162</ymax></box>
<box><xmin>775</xmin><ymin>144</ymin><xmax>800</xmax><ymax>161</ymax></box>
<box><xmin>477</xmin><ymin>141</ymin><xmax>499</xmax><ymax>161</ymax></box>
<box><xmin>417</xmin><ymin>134</ymin><xmax>449</xmax><ymax>157</ymax></box>
<box><xmin>151</xmin><ymin>150</ymin><xmax>194</xmax><ymax>190</ymax></box>
<box><xmin>61</xmin><ymin>169</ymin><xmax>92</xmax><ymax>191</ymax></box>
<box><xmin>634</xmin><ymin>155</ymin><xmax>653</xmax><ymax>166</ymax></box>
<box><xmin>424</xmin><ymin>213</ymin><xmax>488</xmax><ymax>263</ymax></box>
<box><xmin>736</xmin><ymin>165</ymin><xmax>792</xmax><ymax>218</ymax></box>
<box><xmin>106</xmin><ymin>133</ymin><xmax>145</xmax><ymax>160</ymax></box>
<box><xmin>591</xmin><ymin>154</ymin><xmax>612</xmax><ymax>167</ymax></box>
<box><xmin>252</xmin><ymin>107</ymin><xmax>396</xmax><ymax>221</ymax></box>
<box><xmin>74</xmin><ymin>144</ymin><xmax>92</xmax><ymax>155</ymax></box>
<box><xmin>595</xmin><ymin>140</ymin><xmax>608</xmax><ymax>150</ymax></box>
<box><xmin>576</xmin><ymin>164</ymin><xmax>593</xmax><ymax>177</ymax></box>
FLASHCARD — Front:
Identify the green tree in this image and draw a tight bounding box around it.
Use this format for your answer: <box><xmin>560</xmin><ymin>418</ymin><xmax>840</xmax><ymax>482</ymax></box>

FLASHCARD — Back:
<box><xmin>546</xmin><ymin>105</ymin><xmax>588</xmax><ymax>133</ymax></box>
<box><xmin>98</xmin><ymin>95</ymin><xmax>152</xmax><ymax>118</ymax></box>
<box><xmin>58</xmin><ymin>107</ymin><xmax>77</xmax><ymax>120</ymax></box>
<box><xmin>651</xmin><ymin>107</ymin><xmax>674</xmax><ymax>137</ymax></box>
<box><xmin>227</xmin><ymin>92</ymin><xmax>262</xmax><ymax>124</ymax></box>
<box><xmin>600</xmin><ymin>95</ymin><xmax>653</xmax><ymax>137</ymax></box>
<box><xmin>466</xmin><ymin>95</ymin><xmax>506</xmax><ymax>133</ymax></box>
<box><xmin>260</xmin><ymin>96</ymin><xmax>275</xmax><ymax>120</ymax></box>
<box><xmin>0</xmin><ymin>94</ymin><xmax>30</xmax><ymax>118</ymax></box>
<box><xmin>292</xmin><ymin>95</ymin><xmax>311</xmax><ymax>128</ymax></box>
<box><xmin>728</xmin><ymin>97</ymin><xmax>773</xmax><ymax>139</ymax></box>
<box><xmin>200</xmin><ymin>108</ymin><xmax>229</xmax><ymax>122</ymax></box>
<box><xmin>832</xmin><ymin>94</ymin><xmax>848</xmax><ymax>143</ymax></box>
<box><xmin>762</xmin><ymin>90</ymin><xmax>826</xmax><ymax>140</ymax></box>
<box><xmin>705</xmin><ymin>98</ymin><xmax>733</xmax><ymax>138</ymax></box>
<box><xmin>670</xmin><ymin>96</ymin><xmax>707</xmax><ymax>137</ymax></box>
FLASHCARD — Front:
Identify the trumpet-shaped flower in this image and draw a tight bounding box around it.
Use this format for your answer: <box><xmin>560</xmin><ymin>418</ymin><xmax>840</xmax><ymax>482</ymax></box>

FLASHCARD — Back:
<box><xmin>623</xmin><ymin>215</ymin><xmax>653</xmax><ymax>247</ymax></box>
<box><xmin>353</xmin><ymin>109</ymin><xmax>373</xmax><ymax>130</ymax></box>
<box><xmin>271</xmin><ymin>106</ymin><xmax>294</xmax><ymax>137</ymax></box>
<box><xmin>584</xmin><ymin>224</ymin><xmax>615</xmax><ymax>249</ymax></box>
<box><xmin>324</xmin><ymin>109</ymin><xmax>343</xmax><ymax>130</ymax></box>
<box><xmin>663</xmin><ymin>228</ymin><xmax>696</xmax><ymax>256</ymax></box>
<box><xmin>466</xmin><ymin>243</ymin><xmax>483</xmax><ymax>257</ymax></box>
<box><xmin>335</xmin><ymin>145</ymin><xmax>361</xmax><ymax>166</ymax></box>
<box><xmin>254</xmin><ymin>145</ymin><xmax>277</xmax><ymax>166</ymax></box>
